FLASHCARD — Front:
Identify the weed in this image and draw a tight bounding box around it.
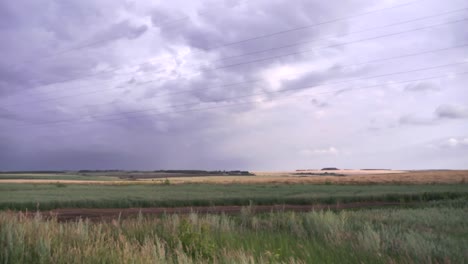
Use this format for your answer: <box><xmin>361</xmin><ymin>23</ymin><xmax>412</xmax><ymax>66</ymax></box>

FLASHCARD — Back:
<box><xmin>164</xmin><ymin>178</ymin><xmax>171</xmax><ymax>185</ymax></box>
<box><xmin>1</xmin><ymin>204</ymin><xmax>467</xmax><ymax>263</ymax></box>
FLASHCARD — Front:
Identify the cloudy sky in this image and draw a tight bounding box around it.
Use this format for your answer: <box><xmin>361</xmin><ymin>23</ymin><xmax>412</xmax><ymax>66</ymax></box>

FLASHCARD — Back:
<box><xmin>0</xmin><ymin>0</ymin><xmax>467</xmax><ymax>171</ymax></box>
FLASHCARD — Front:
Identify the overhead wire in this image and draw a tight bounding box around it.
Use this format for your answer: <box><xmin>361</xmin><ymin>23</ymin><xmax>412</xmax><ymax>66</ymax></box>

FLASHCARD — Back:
<box><xmin>9</xmin><ymin>61</ymin><xmax>467</xmax><ymax>129</ymax></box>
<box><xmin>7</xmin><ymin>43</ymin><xmax>468</xmax><ymax>114</ymax></box>
<box><xmin>5</xmin><ymin>0</ymin><xmax>432</xmax><ymax>97</ymax></box>
<box><xmin>10</xmin><ymin>71</ymin><xmax>468</xmax><ymax>131</ymax></box>
<box><xmin>4</xmin><ymin>17</ymin><xmax>466</xmax><ymax>108</ymax></box>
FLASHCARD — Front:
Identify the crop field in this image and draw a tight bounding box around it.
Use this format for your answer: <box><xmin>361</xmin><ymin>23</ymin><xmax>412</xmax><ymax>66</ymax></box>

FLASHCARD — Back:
<box><xmin>1</xmin><ymin>170</ymin><xmax>467</xmax><ymax>263</ymax></box>
<box><xmin>1</xmin><ymin>182</ymin><xmax>467</xmax><ymax>211</ymax></box>
<box><xmin>1</xmin><ymin>170</ymin><xmax>466</xmax><ymax>185</ymax></box>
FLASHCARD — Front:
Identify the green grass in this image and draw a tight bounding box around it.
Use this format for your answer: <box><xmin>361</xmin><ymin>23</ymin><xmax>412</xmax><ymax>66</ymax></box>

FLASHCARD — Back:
<box><xmin>1</xmin><ymin>203</ymin><xmax>467</xmax><ymax>263</ymax></box>
<box><xmin>0</xmin><ymin>183</ymin><xmax>467</xmax><ymax>210</ymax></box>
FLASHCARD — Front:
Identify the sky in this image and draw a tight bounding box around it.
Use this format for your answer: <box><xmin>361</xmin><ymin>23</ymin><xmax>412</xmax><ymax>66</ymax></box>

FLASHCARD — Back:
<box><xmin>0</xmin><ymin>0</ymin><xmax>467</xmax><ymax>171</ymax></box>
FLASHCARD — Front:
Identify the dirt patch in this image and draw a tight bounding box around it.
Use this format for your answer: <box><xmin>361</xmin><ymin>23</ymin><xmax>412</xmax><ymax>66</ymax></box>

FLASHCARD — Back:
<box><xmin>17</xmin><ymin>202</ymin><xmax>407</xmax><ymax>221</ymax></box>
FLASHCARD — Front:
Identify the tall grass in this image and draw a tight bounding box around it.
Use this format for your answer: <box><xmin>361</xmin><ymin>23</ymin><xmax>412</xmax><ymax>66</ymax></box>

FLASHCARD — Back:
<box><xmin>1</xmin><ymin>204</ymin><xmax>467</xmax><ymax>263</ymax></box>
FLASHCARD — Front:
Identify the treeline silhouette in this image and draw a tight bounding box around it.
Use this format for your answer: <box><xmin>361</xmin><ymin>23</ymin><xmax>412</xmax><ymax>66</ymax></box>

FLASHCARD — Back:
<box><xmin>0</xmin><ymin>170</ymin><xmax>253</xmax><ymax>175</ymax></box>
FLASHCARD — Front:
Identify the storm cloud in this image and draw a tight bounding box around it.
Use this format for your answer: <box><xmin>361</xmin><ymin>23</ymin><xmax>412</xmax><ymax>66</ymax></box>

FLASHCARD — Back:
<box><xmin>0</xmin><ymin>0</ymin><xmax>467</xmax><ymax>170</ymax></box>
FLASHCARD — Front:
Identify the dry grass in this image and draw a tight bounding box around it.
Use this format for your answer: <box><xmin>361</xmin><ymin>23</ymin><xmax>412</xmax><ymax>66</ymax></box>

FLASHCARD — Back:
<box><xmin>0</xmin><ymin>170</ymin><xmax>466</xmax><ymax>185</ymax></box>
<box><xmin>151</xmin><ymin>170</ymin><xmax>468</xmax><ymax>185</ymax></box>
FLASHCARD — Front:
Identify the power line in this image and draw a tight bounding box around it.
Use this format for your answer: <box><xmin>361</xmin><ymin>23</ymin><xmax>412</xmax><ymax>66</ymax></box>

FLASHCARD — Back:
<box><xmin>202</xmin><ymin>0</ymin><xmax>424</xmax><ymax>51</ymax></box>
<box><xmin>9</xmin><ymin>43</ymin><xmax>468</xmax><ymax>113</ymax></box>
<box><xmin>4</xmin><ymin>17</ymin><xmax>466</xmax><ymax>108</ymax></box>
<box><xmin>10</xmin><ymin>62</ymin><xmax>467</xmax><ymax>129</ymax></box>
<box><xmin>11</xmin><ymin>71</ymin><xmax>468</xmax><ymax>131</ymax></box>
<box><xmin>6</xmin><ymin>0</ymin><xmax>432</xmax><ymax>97</ymax></box>
<box><xmin>212</xmin><ymin>7</ymin><xmax>468</xmax><ymax>63</ymax></box>
<box><xmin>14</xmin><ymin>5</ymin><xmax>237</xmax><ymax>69</ymax></box>
<box><xmin>212</xmin><ymin>18</ymin><xmax>468</xmax><ymax>71</ymax></box>
<box><xmin>7</xmin><ymin>43</ymin><xmax>468</xmax><ymax>110</ymax></box>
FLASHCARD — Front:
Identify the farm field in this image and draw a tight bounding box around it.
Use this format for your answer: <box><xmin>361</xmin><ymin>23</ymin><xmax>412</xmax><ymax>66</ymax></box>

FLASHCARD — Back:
<box><xmin>1</xmin><ymin>201</ymin><xmax>467</xmax><ymax>263</ymax></box>
<box><xmin>0</xmin><ymin>170</ymin><xmax>467</xmax><ymax>185</ymax></box>
<box><xmin>1</xmin><ymin>170</ymin><xmax>467</xmax><ymax>263</ymax></box>
<box><xmin>1</xmin><ymin>182</ymin><xmax>467</xmax><ymax>211</ymax></box>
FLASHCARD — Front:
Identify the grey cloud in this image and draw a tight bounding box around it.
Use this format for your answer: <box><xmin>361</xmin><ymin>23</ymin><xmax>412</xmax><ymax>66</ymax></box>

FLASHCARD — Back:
<box><xmin>435</xmin><ymin>104</ymin><xmax>468</xmax><ymax>119</ymax></box>
<box><xmin>90</xmin><ymin>20</ymin><xmax>148</xmax><ymax>44</ymax></box>
<box><xmin>310</xmin><ymin>99</ymin><xmax>329</xmax><ymax>108</ymax></box>
<box><xmin>404</xmin><ymin>82</ymin><xmax>440</xmax><ymax>92</ymax></box>
<box><xmin>398</xmin><ymin>115</ymin><xmax>435</xmax><ymax>126</ymax></box>
<box><xmin>0</xmin><ymin>107</ymin><xmax>22</xmax><ymax>122</ymax></box>
<box><xmin>151</xmin><ymin>7</ymin><xmax>188</xmax><ymax>28</ymax></box>
<box><xmin>0</xmin><ymin>1</ymin><xmax>148</xmax><ymax>97</ymax></box>
<box><xmin>0</xmin><ymin>147</ymin><xmax>133</xmax><ymax>171</ymax></box>
<box><xmin>398</xmin><ymin>103</ymin><xmax>468</xmax><ymax>127</ymax></box>
<box><xmin>155</xmin><ymin>0</ymin><xmax>359</xmax><ymax>55</ymax></box>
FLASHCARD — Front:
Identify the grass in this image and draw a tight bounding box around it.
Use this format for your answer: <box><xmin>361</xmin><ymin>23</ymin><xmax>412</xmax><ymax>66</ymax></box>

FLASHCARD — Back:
<box><xmin>0</xmin><ymin>183</ymin><xmax>467</xmax><ymax>210</ymax></box>
<box><xmin>1</xmin><ymin>202</ymin><xmax>467</xmax><ymax>263</ymax></box>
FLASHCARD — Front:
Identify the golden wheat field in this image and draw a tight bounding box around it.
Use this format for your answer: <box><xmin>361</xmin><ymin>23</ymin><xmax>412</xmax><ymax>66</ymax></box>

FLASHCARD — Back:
<box><xmin>1</xmin><ymin>170</ymin><xmax>466</xmax><ymax>185</ymax></box>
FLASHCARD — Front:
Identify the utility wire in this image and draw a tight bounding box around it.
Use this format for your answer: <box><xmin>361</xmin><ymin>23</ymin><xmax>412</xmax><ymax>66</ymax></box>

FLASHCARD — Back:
<box><xmin>10</xmin><ymin>62</ymin><xmax>467</xmax><ymax>129</ymax></box>
<box><xmin>213</xmin><ymin>7</ymin><xmax>468</xmax><ymax>63</ymax></box>
<box><xmin>11</xmin><ymin>71</ymin><xmax>468</xmax><ymax>131</ymax></box>
<box><xmin>212</xmin><ymin>18</ymin><xmax>468</xmax><ymax>71</ymax></box>
<box><xmin>4</xmin><ymin>17</ymin><xmax>466</xmax><ymax>108</ymax></box>
<box><xmin>9</xmin><ymin>43</ymin><xmax>468</xmax><ymax>113</ymax></box>
<box><xmin>40</xmin><ymin>6</ymin><xmax>468</xmax><ymax>96</ymax></box>
<box><xmin>202</xmin><ymin>0</ymin><xmax>424</xmax><ymax>51</ymax></box>
<box><xmin>6</xmin><ymin>0</ymin><xmax>433</xmax><ymax>97</ymax></box>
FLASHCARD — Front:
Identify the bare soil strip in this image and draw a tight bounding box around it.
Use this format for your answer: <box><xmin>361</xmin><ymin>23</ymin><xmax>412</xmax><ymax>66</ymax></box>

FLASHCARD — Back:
<box><xmin>17</xmin><ymin>202</ymin><xmax>406</xmax><ymax>221</ymax></box>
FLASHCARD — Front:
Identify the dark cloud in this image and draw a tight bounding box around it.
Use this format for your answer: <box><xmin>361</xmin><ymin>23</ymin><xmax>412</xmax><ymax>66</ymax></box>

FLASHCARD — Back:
<box><xmin>398</xmin><ymin>115</ymin><xmax>435</xmax><ymax>126</ymax></box>
<box><xmin>404</xmin><ymin>82</ymin><xmax>440</xmax><ymax>92</ymax></box>
<box><xmin>398</xmin><ymin>104</ymin><xmax>468</xmax><ymax>126</ymax></box>
<box><xmin>435</xmin><ymin>104</ymin><xmax>468</xmax><ymax>119</ymax></box>
<box><xmin>310</xmin><ymin>99</ymin><xmax>329</xmax><ymax>108</ymax></box>
<box><xmin>0</xmin><ymin>107</ymin><xmax>22</xmax><ymax>121</ymax></box>
<box><xmin>90</xmin><ymin>20</ymin><xmax>148</xmax><ymax>44</ymax></box>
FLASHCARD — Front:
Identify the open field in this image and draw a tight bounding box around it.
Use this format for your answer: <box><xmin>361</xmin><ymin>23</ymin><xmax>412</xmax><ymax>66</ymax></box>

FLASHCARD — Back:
<box><xmin>1</xmin><ymin>183</ymin><xmax>467</xmax><ymax>211</ymax></box>
<box><xmin>1</xmin><ymin>201</ymin><xmax>467</xmax><ymax>263</ymax></box>
<box><xmin>155</xmin><ymin>170</ymin><xmax>468</xmax><ymax>185</ymax></box>
<box><xmin>1</xmin><ymin>171</ymin><xmax>467</xmax><ymax>263</ymax></box>
<box><xmin>1</xmin><ymin>170</ymin><xmax>466</xmax><ymax>185</ymax></box>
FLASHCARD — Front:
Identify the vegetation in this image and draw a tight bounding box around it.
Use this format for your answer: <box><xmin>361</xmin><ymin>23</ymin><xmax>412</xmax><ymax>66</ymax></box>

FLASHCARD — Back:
<box><xmin>0</xmin><ymin>183</ymin><xmax>467</xmax><ymax>210</ymax></box>
<box><xmin>152</xmin><ymin>170</ymin><xmax>253</xmax><ymax>175</ymax></box>
<box><xmin>293</xmin><ymin>172</ymin><xmax>345</xmax><ymax>176</ymax></box>
<box><xmin>0</xmin><ymin>170</ymin><xmax>254</xmax><ymax>179</ymax></box>
<box><xmin>321</xmin><ymin>167</ymin><xmax>339</xmax><ymax>170</ymax></box>
<box><xmin>1</xmin><ymin>201</ymin><xmax>467</xmax><ymax>263</ymax></box>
